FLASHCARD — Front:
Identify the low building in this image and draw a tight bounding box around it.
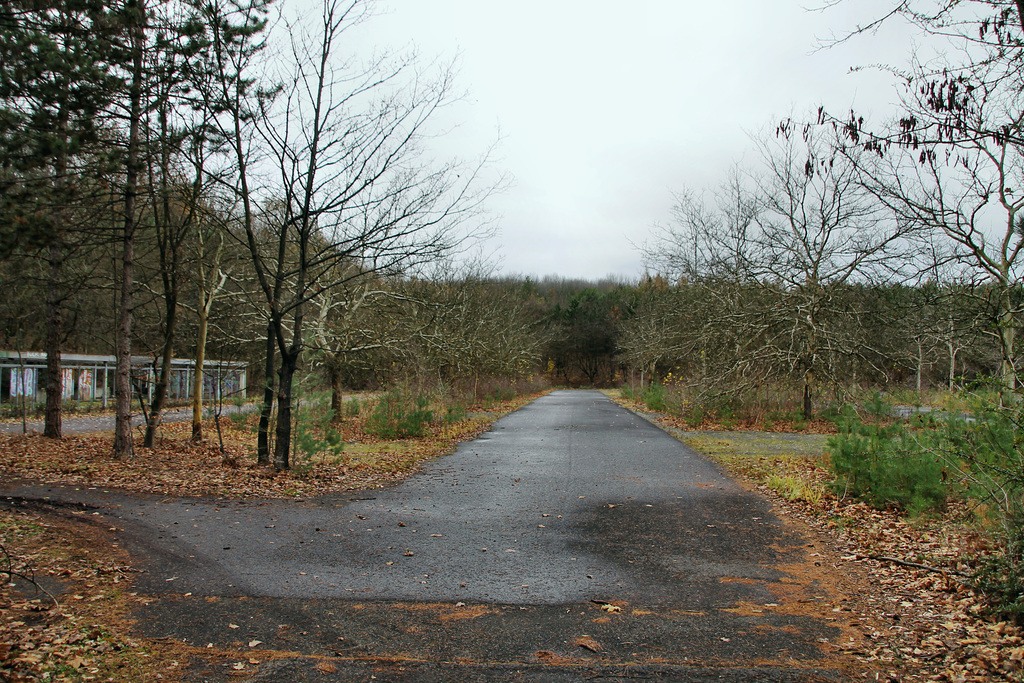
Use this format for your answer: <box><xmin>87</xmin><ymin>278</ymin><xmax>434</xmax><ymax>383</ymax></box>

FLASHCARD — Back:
<box><xmin>0</xmin><ymin>352</ymin><xmax>246</xmax><ymax>407</ymax></box>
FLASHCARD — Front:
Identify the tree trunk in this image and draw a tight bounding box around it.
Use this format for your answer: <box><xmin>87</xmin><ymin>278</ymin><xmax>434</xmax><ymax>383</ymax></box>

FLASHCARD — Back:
<box><xmin>802</xmin><ymin>371</ymin><xmax>813</xmax><ymax>421</ymax></box>
<box><xmin>274</xmin><ymin>349</ymin><xmax>298</xmax><ymax>471</ymax></box>
<box><xmin>114</xmin><ymin>229</ymin><xmax>136</xmax><ymax>459</ymax></box>
<box><xmin>329</xmin><ymin>363</ymin><xmax>343</xmax><ymax>423</ymax></box>
<box><xmin>145</xmin><ymin>82</ymin><xmax>183</xmax><ymax>449</ymax></box>
<box><xmin>44</xmin><ymin>96</ymin><xmax>70</xmax><ymax>440</ymax></box>
<box><xmin>43</xmin><ymin>238</ymin><xmax>63</xmax><ymax>439</ymax></box>
<box><xmin>916</xmin><ymin>342</ymin><xmax>923</xmax><ymax>394</ymax></box>
<box><xmin>144</xmin><ymin>294</ymin><xmax>176</xmax><ymax>447</ymax></box>
<box><xmin>257</xmin><ymin>321</ymin><xmax>275</xmax><ymax>465</ymax></box>
<box><xmin>191</xmin><ymin>303</ymin><xmax>209</xmax><ymax>442</ymax></box>
<box><xmin>998</xmin><ymin>285</ymin><xmax>1017</xmax><ymax>405</ymax></box>
<box><xmin>948</xmin><ymin>341</ymin><xmax>956</xmax><ymax>391</ymax></box>
<box><xmin>113</xmin><ymin>5</ymin><xmax>145</xmax><ymax>459</ymax></box>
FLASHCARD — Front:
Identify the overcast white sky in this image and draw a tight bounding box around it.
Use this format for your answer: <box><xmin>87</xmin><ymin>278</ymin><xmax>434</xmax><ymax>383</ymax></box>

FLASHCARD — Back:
<box><xmin>348</xmin><ymin>1</ymin><xmax>919</xmax><ymax>281</ymax></box>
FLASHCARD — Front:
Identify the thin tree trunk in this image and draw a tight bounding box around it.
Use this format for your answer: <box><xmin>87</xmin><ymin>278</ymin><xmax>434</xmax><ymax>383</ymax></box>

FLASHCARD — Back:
<box><xmin>803</xmin><ymin>371</ymin><xmax>813</xmax><ymax>421</ymax></box>
<box><xmin>191</xmin><ymin>303</ymin><xmax>209</xmax><ymax>442</ymax></box>
<box><xmin>144</xmin><ymin>91</ymin><xmax>182</xmax><ymax>449</ymax></box>
<box><xmin>329</xmin><ymin>363</ymin><xmax>343</xmax><ymax>423</ymax></box>
<box><xmin>114</xmin><ymin>226</ymin><xmax>137</xmax><ymax>458</ymax></box>
<box><xmin>44</xmin><ymin>97</ymin><xmax>70</xmax><ymax>440</ymax></box>
<box><xmin>998</xmin><ymin>285</ymin><xmax>1017</xmax><ymax>405</ymax></box>
<box><xmin>144</xmin><ymin>295</ymin><xmax>176</xmax><ymax>447</ymax></box>
<box><xmin>949</xmin><ymin>341</ymin><xmax>956</xmax><ymax>391</ymax></box>
<box><xmin>916</xmin><ymin>342</ymin><xmax>923</xmax><ymax>394</ymax></box>
<box><xmin>257</xmin><ymin>321</ymin><xmax>275</xmax><ymax>465</ymax></box>
<box><xmin>44</xmin><ymin>238</ymin><xmax>63</xmax><ymax>439</ymax></box>
<box><xmin>274</xmin><ymin>349</ymin><xmax>298</xmax><ymax>471</ymax></box>
<box><xmin>114</xmin><ymin>0</ymin><xmax>145</xmax><ymax>459</ymax></box>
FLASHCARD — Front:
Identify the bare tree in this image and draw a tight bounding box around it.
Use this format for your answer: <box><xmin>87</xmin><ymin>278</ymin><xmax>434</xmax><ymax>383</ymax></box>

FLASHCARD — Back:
<box><xmin>242</xmin><ymin>0</ymin><xmax>490</xmax><ymax>469</ymax></box>
<box><xmin>187</xmin><ymin>210</ymin><xmax>232</xmax><ymax>442</ymax></box>
<box><xmin>821</xmin><ymin>0</ymin><xmax>1024</xmax><ymax>399</ymax></box>
<box><xmin>197</xmin><ymin>0</ymin><xmax>276</xmax><ymax>459</ymax></box>
<box><xmin>647</xmin><ymin>124</ymin><xmax>917</xmax><ymax>417</ymax></box>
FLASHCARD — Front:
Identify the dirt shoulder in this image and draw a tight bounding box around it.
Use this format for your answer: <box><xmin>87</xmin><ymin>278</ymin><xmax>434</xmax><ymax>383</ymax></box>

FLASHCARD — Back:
<box><xmin>1</xmin><ymin>498</ymin><xmax>200</xmax><ymax>682</ymax></box>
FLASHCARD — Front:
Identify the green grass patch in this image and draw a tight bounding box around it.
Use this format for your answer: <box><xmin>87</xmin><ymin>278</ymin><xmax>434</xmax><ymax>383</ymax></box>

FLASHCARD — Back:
<box><xmin>682</xmin><ymin>432</ymin><xmax>830</xmax><ymax>490</ymax></box>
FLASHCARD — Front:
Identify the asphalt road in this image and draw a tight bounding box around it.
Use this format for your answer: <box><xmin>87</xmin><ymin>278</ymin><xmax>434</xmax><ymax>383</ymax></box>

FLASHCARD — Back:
<box><xmin>0</xmin><ymin>405</ymin><xmax>238</xmax><ymax>435</ymax></box>
<box><xmin>4</xmin><ymin>390</ymin><xmax>868</xmax><ymax>681</ymax></box>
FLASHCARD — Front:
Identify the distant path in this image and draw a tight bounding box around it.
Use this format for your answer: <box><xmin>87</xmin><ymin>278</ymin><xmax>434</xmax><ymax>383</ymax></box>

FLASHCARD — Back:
<box><xmin>0</xmin><ymin>405</ymin><xmax>247</xmax><ymax>435</ymax></box>
<box><xmin>2</xmin><ymin>390</ymin><xmax>872</xmax><ymax>681</ymax></box>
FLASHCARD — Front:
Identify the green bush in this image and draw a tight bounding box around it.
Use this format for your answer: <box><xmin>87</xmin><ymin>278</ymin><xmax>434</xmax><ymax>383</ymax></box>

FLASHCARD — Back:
<box><xmin>828</xmin><ymin>417</ymin><xmax>948</xmax><ymax>515</ymax></box>
<box><xmin>365</xmin><ymin>389</ymin><xmax>433</xmax><ymax>438</ymax></box>
<box><xmin>641</xmin><ymin>382</ymin><xmax>667</xmax><ymax>412</ymax></box>
<box><xmin>293</xmin><ymin>417</ymin><xmax>345</xmax><ymax>475</ymax></box>
<box><xmin>974</xmin><ymin>532</ymin><xmax>1024</xmax><ymax>624</ymax></box>
<box><xmin>940</xmin><ymin>409</ymin><xmax>1024</xmax><ymax>622</ymax></box>
<box><xmin>287</xmin><ymin>388</ymin><xmax>345</xmax><ymax>476</ymax></box>
<box><xmin>488</xmin><ymin>386</ymin><xmax>516</xmax><ymax>403</ymax></box>
<box><xmin>683</xmin><ymin>407</ymin><xmax>705</xmax><ymax>428</ymax></box>
<box><xmin>862</xmin><ymin>390</ymin><xmax>891</xmax><ymax>419</ymax></box>
<box><xmin>444</xmin><ymin>403</ymin><xmax>467</xmax><ymax>423</ymax></box>
<box><xmin>344</xmin><ymin>398</ymin><xmax>361</xmax><ymax>417</ymax></box>
<box><xmin>227</xmin><ymin>409</ymin><xmax>250</xmax><ymax>430</ymax></box>
<box><xmin>830</xmin><ymin>403</ymin><xmax>1024</xmax><ymax>622</ymax></box>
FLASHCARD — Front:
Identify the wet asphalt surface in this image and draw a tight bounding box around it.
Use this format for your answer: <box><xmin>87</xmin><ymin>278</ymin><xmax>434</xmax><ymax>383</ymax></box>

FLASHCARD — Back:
<box><xmin>3</xmin><ymin>391</ymin><xmax>862</xmax><ymax>681</ymax></box>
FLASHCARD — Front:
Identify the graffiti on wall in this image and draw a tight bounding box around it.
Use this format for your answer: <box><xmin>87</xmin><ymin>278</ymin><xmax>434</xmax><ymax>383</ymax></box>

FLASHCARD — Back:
<box><xmin>9</xmin><ymin>368</ymin><xmax>35</xmax><ymax>397</ymax></box>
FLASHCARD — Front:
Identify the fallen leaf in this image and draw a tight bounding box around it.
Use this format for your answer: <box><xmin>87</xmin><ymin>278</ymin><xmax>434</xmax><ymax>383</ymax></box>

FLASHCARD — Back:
<box><xmin>573</xmin><ymin>635</ymin><xmax>603</xmax><ymax>652</ymax></box>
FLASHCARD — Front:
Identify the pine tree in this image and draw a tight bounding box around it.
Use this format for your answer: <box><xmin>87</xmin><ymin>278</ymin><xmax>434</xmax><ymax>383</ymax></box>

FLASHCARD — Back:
<box><xmin>0</xmin><ymin>0</ymin><xmax>121</xmax><ymax>438</ymax></box>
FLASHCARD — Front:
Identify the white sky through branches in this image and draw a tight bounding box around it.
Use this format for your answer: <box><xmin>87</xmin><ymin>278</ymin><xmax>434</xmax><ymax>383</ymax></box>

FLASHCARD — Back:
<box><xmin>341</xmin><ymin>0</ymin><xmax>921</xmax><ymax>280</ymax></box>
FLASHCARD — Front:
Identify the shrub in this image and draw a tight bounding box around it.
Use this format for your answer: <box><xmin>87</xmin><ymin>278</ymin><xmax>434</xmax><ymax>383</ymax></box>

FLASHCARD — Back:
<box><xmin>293</xmin><ymin>418</ymin><xmax>345</xmax><ymax>476</ymax></box>
<box><xmin>938</xmin><ymin>409</ymin><xmax>1024</xmax><ymax>622</ymax></box>
<box><xmin>227</xmin><ymin>409</ymin><xmax>250</xmax><ymax>430</ymax></box>
<box><xmin>288</xmin><ymin>389</ymin><xmax>344</xmax><ymax>476</ymax></box>
<box><xmin>641</xmin><ymin>382</ymin><xmax>667</xmax><ymax>412</ymax></box>
<box><xmin>444</xmin><ymin>403</ymin><xmax>467</xmax><ymax>423</ymax></box>
<box><xmin>487</xmin><ymin>386</ymin><xmax>516</xmax><ymax>403</ymax></box>
<box><xmin>344</xmin><ymin>398</ymin><xmax>361</xmax><ymax>417</ymax></box>
<box><xmin>862</xmin><ymin>390</ymin><xmax>891</xmax><ymax>419</ymax></box>
<box><xmin>365</xmin><ymin>389</ymin><xmax>433</xmax><ymax>438</ymax></box>
<box><xmin>830</xmin><ymin>403</ymin><xmax>1024</xmax><ymax>622</ymax></box>
<box><xmin>828</xmin><ymin>418</ymin><xmax>949</xmax><ymax>515</ymax></box>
